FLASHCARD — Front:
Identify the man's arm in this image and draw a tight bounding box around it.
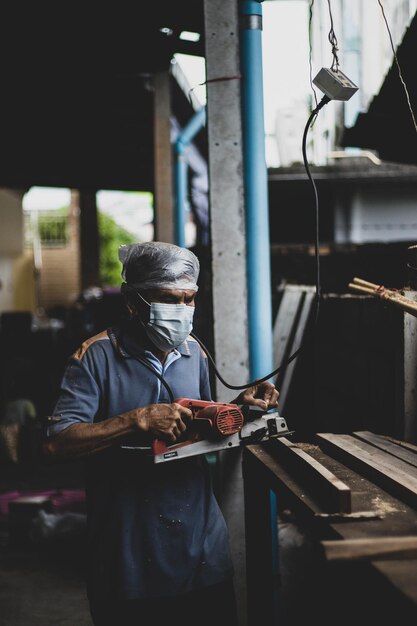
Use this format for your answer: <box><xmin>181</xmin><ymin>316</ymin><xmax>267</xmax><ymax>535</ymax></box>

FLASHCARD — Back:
<box><xmin>43</xmin><ymin>402</ymin><xmax>193</xmax><ymax>462</ymax></box>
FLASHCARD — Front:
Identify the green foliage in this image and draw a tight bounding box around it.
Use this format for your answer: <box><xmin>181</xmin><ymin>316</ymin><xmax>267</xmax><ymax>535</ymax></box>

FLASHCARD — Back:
<box><xmin>32</xmin><ymin>206</ymin><xmax>70</xmax><ymax>247</ymax></box>
<box><xmin>98</xmin><ymin>211</ymin><xmax>137</xmax><ymax>287</ymax></box>
<box><xmin>38</xmin><ymin>215</ymin><xmax>68</xmax><ymax>245</ymax></box>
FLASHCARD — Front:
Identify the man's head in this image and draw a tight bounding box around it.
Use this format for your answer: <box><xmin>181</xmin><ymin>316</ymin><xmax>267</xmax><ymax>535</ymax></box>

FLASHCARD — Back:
<box><xmin>119</xmin><ymin>243</ymin><xmax>199</xmax><ymax>352</ymax></box>
<box><xmin>119</xmin><ymin>241</ymin><xmax>200</xmax><ymax>293</ymax></box>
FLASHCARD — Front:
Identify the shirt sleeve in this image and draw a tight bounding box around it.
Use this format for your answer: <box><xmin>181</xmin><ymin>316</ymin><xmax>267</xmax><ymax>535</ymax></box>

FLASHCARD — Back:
<box><xmin>46</xmin><ymin>356</ymin><xmax>100</xmax><ymax>437</ymax></box>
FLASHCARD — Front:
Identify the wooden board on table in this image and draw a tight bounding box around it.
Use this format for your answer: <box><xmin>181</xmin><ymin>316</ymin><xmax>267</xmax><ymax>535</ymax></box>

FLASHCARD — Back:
<box><xmin>353</xmin><ymin>431</ymin><xmax>417</xmax><ymax>470</ymax></box>
<box><xmin>316</xmin><ymin>433</ymin><xmax>417</xmax><ymax>509</ymax></box>
<box><xmin>384</xmin><ymin>436</ymin><xmax>417</xmax><ymax>455</ymax></box>
<box><xmin>321</xmin><ymin>536</ymin><xmax>417</xmax><ymax>562</ymax></box>
<box><xmin>269</xmin><ymin>437</ymin><xmax>351</xmax><ymax>513</ymax></box>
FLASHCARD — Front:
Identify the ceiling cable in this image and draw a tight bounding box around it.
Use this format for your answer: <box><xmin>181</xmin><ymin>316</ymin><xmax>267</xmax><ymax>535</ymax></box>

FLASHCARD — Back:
<box><xmin>308</xmin><ymin>0</ymin><xmax>319</xmax><ymax>110</ymax></box>
<box><xmin>326</xmin><ymin>0</ymin><xmax>340</xmax><ymax>72</ymax></box>
<box><xmin>377</xmin><ymin>0</ymin><xmax>417</xmax><ymax>133</ymax></box>
<box><xmin>308</xmin><ymin>0</ymin><xmax>341</xmax><ymax>123</ymax></box>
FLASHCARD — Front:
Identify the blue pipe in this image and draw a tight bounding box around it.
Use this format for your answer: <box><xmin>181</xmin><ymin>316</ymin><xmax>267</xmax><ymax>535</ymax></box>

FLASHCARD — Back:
<box><xmin>174</xmin><ymin>106</ymin><xmax>207</xmax><ymax>247</ymax></box>
<box><xmin>175</xmin><ymin>157</ymin><xmax>188</xmax><ymax>248</ymax></box>
<box><xmin>240</xmin><ymin>5</ymin><xmax>277</xmax><ymax>622</ymax></box>
<box><xmin>240</xmin><ymin>0</ymin><xmax>273</xmax><ymax>380</ymax></box>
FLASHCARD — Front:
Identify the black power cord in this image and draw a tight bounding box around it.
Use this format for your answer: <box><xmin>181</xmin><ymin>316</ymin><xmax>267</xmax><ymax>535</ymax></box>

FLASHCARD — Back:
<box><xmin>302</xmin><ymin>94</ymin><xmax>330</xmax><ymax>313</ymax></box>
<box><xmin>130</xmin><ymin>354</ymin><xmax>175</xmax><ymax>403</ymax></box>
<box><xmin>190</xmin><ymin>94</ymin><xmax>331</xmax><ymax>392</ymax></box>
<box><xmin>125</xmin><ymin>95</ymin><xmax>331</xmax><ymax>397</ymax></box>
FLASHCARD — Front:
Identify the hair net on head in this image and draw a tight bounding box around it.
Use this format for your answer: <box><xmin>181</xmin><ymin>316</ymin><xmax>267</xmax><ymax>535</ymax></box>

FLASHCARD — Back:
<box><xmin>119</xmin><ymin>242</ymin><xmax>200</xmax><ymax>291</ymax></box>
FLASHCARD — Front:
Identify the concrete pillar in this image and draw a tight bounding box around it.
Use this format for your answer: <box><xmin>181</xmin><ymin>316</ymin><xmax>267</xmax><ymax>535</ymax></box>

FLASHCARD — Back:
<box><xmin>204</xmin><ymin>0</ymin><xmax>250</xmax><ymax>401</ymax></box>
<box><xmin>204</xmin><ymin>2</ymin><xmax>250</xmax><ymax>625</ymax></box>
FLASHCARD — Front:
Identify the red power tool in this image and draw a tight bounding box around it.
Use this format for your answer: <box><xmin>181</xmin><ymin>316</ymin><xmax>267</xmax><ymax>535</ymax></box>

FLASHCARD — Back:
<box><xmin>151</xmin><ymin>398</ymin><xmax>291</xmax><ymax>463</ymax></box>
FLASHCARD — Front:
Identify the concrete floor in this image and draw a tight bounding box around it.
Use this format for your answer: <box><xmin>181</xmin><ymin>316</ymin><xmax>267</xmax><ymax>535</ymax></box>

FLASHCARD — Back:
<box><xmin>0</xmin><ymin>531</ymin><xmax>92</xmax><ymax>626</ymax></box>
<box><xmin>0</xmin><ymin>460</ymin><xmax>92</xmax><ymax>626</ymax></box>
<box><xmin>0</xmin><ymin>457</ymin><xmax>250</xmax><ymax>626</ymax></box>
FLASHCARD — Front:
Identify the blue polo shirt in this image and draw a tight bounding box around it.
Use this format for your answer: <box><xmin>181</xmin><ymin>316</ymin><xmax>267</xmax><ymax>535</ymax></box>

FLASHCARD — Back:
<box><xmin>47</xmin><ymin>323</ymin><xmax>234</xmax><ymax>601</ymax></box>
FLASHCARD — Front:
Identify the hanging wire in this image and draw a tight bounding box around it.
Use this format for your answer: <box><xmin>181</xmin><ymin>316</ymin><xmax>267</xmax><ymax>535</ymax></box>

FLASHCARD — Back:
<box><xmin>301</xmin><ymin>94</ymin><xmax>330</xmax><ymax>310</ymax></box>
<box><xmin>189</xmin><ymin>93</ymin><xmax>331</xmax><ymax>392</ymax></box>
<box><xmin>377</xmin><ymin>0</ymin><xmax>417</xmax><ymax>133</ymax></box>
<box><xmin>308</xmin><ymin>0</ymin><xmax>319</xmax><ymax>110</ymax></box>
<box><xmin>326</xmin><ymin>0</ymin><xmax>340</xmax><ymax>71</ymax></box>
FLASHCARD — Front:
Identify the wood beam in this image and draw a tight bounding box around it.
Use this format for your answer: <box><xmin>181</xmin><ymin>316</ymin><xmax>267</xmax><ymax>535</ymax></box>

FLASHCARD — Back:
<box><xmin>79</xmin><ymin>190</ymin><xmax>100</xmax><ymax>289</ymax></box>
<box><xmin>268</xmin><ymin>437</ymin><xmax>351</xmax><ymax>513</ymax></box>
<box><xmin>321</xmin><ymin>536</ymin><xmax>417</xmax><ymax>562</ymax></box>
<box><xmin>153</xmin><ymin>71</ymin><xmax>174</xmax><ymax>243</ymax></box>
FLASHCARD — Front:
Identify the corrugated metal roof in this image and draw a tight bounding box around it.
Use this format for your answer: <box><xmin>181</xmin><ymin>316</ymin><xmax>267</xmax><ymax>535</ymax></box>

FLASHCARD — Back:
<box><xmin>341</xmin><ymin>12</ymin><xmax>417</xmax><ymax>165</ymax></box>
<box><xmin>268</xmin><ymin>157</ymin><xmax>417</xmax><ymax>183</ymax></box>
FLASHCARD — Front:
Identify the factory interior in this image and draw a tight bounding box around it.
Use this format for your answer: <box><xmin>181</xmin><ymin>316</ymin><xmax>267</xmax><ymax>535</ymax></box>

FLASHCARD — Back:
<box><xmin>1</xmin><ymin>1</ymin><xmax>417</xmax><ymax>625</ymax></box>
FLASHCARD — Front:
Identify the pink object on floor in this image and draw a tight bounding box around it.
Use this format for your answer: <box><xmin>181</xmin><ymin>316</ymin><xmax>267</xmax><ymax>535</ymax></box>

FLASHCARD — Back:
<box><xmin>0</xmin><ymin>491</ymin><xmax>20</xmax><ymax>519</ymax></box>
<box><xmin>0</xmin><ymin>488</ymin><xmax>86</xmax><ymax>519</ymax></box>
<box><xmin>51</xmin><ymin>489</ymin><xmax>86</xmax><ymax>513</ymax></box>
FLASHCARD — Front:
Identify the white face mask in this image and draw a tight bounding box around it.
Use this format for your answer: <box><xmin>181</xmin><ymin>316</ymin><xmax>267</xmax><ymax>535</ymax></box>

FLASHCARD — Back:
<box><xmin>135</xmin><ymin>293</ymin><xmax>195</xmax><ymax>352</ymax></box>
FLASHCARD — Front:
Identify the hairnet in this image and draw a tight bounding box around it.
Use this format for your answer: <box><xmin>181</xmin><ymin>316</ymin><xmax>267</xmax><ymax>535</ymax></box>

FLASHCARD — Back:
<box><xmin>119</xmin><ymin>242</ymin><xmax>200</xmax><ymax>291</ymax></box>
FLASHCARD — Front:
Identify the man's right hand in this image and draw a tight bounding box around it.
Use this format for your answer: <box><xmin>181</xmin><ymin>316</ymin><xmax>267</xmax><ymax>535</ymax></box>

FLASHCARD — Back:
<box><xmin>134</xmin><ymin>403</ymin><xmax>193</xmax><ymax>442</ymax></box>
<box><xmin>43</xmin><ymin>403</ymin><xmax>193</xmax><ymax>462</ymax></box>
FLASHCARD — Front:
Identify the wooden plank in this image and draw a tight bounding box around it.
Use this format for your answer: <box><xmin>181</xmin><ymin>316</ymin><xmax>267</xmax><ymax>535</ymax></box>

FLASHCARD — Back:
<box><xmin>269</xmin><ymin>437</ymin><xmax>351</xmax><ymax>513</ymax></box>
<box><xmin>153</xmin><ymin>71</ymin><xmax>174</xmax><ymax>243</ymax></box>
<box><xmin>79</xmin><ymin>191</ymin><xmax>100</xmax><ymax>290</ymax></box>
<box><xmin>353</xmin><ymin>431</ymin><xmax>417</xmax><ymax>469</ymax></box>
<box><xmin>244</xmin><ymin>438</ymin><xmax>417</xmax><ymax>623</ymax></box>
<box><xmin>403</xmin><ymin>297</ymin><xmax>417</xmax><ymax>441</ymax></box>
<box><xmin>278</xmin><ymin>289</ymin><xmax>315</xmax><ymax>411</ymax></box>
<box><xmin>343</xmin><ymin>436</ymin><xmax>417</xmax><ymax>472</ymax></box>
<box><xmin>316</xmin><ymin>433</ymin><xmax>417</xmax><ymax>509</ymax></box>
<box><xmin>385</xmin><ymin>435</ymin><xmax>417</xmax><ymax>454</ymax></box>
<box><xmin>272</xmin><ymin>288</ymin><xmax>303</xmax><ymax>381</ymax></box>
<box><xmin>243</xmin><ymin>444</ymin><xmax>325</xmax><ymax>518</ymax></box>
<box><xmin>321</xmin><ymin>536</ymin><xmax>417</xmax><ymax>562</ymax></box>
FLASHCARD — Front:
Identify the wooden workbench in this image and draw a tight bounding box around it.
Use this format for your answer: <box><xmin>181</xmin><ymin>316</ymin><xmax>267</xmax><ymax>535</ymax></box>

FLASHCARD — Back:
<box><xmin>242</xmin><ymin>432</ymin><xmax>417</xmax><ymax>626</ymax></box>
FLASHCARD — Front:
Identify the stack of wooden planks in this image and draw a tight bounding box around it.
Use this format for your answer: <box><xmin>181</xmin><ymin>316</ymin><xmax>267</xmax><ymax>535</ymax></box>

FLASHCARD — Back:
<box><xmin>244</xmin><ymin>431</ymin><xmax>417</xmax><ymax>625</ymax></box>
<box><xmin>272</xmin><ymin>285</ymin><xmax>417</xmax><ymax>441</ymax></box>
<box><xmin>316</xmin><ymin>431</ymin><xmax>417</xmax><ymax>523</ymax></box>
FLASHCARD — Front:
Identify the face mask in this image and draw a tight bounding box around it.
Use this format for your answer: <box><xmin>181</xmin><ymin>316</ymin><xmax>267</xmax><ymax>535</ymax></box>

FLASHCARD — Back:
<box><xmin>135</xmin><ymin>293</ymin><xmax>195</xmax><ymax>352</ymax></box>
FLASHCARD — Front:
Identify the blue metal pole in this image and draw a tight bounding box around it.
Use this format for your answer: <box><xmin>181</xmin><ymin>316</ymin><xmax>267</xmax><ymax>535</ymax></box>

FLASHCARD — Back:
<box><xmin>175</xmin><ymin>106</ymin><xmax>206</xmax><ymax>247</ymax></box>
<box><xmin>240</xmin><ymin>0</ymin><xmax>273</xmax><ymax>380</ymax></box>
<box><xmin>240</xmin><ymin>5</ymin><xmax>278</xmax><ymax>624</ymax></box>
<box><xmin>175</xmin><ymin>156</ymin><xmax>188</xmax><ymax>248</ymax></box>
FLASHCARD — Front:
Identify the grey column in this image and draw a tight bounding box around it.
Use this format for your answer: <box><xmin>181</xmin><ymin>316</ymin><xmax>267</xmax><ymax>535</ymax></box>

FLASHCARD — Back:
<box><xmin>204</xmin><ymin>2</ymin><xmax>250</xmax><ymax>625</ymax></box>
<box><xmin>204</xmin><ymin>0</ymin><xmax>250</xmax><ymax>400</ymax></box>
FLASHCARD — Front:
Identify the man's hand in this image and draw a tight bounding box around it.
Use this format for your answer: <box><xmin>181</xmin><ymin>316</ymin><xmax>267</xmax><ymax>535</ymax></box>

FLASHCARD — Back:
<box><xmin>232</xmin><ymin>381</ymin><xmax>279</xmax><ymax>411</ymax></box>
<box><xmin>134</xmin><ymin>403</ymin><xmax>193</xmax><ymax>442</ymax></box>
<box><xmin>43</xmin><ymin>402</ymin><xmax>194</xmax><ymax>462</ymax></box>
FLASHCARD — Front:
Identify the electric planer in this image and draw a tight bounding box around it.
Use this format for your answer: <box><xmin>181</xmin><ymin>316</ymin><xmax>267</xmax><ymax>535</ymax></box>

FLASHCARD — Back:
<box><xmin>151</xmin><ymin>398</ymin><xmax>292</xmax><ymax>463</ymax></box>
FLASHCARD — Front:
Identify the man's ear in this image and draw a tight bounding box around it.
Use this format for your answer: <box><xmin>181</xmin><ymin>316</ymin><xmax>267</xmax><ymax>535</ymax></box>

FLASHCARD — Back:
<box><xmin>121</xmin><ymin>283</ymin><xmax>149</xmax><ymax>322</ymax></box>
<box><xmin>121</xmin><ymin>283</ymin><xmax>137</xmax><ymax>318</ymax></box>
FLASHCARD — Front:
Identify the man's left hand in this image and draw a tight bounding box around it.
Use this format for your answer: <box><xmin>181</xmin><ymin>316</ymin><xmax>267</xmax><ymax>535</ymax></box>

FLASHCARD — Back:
<box><xmin>232</xmin><ymin>381</ymin><xmax>279</xmax><ymax>411</ymax></box>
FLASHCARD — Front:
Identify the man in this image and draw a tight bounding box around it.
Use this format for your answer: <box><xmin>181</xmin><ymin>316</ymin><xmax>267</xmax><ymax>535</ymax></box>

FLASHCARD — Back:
<box><xmin>43</xmin><ymin>241</ymin><xmax>279</xmax><ymax>626</ymax></box>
